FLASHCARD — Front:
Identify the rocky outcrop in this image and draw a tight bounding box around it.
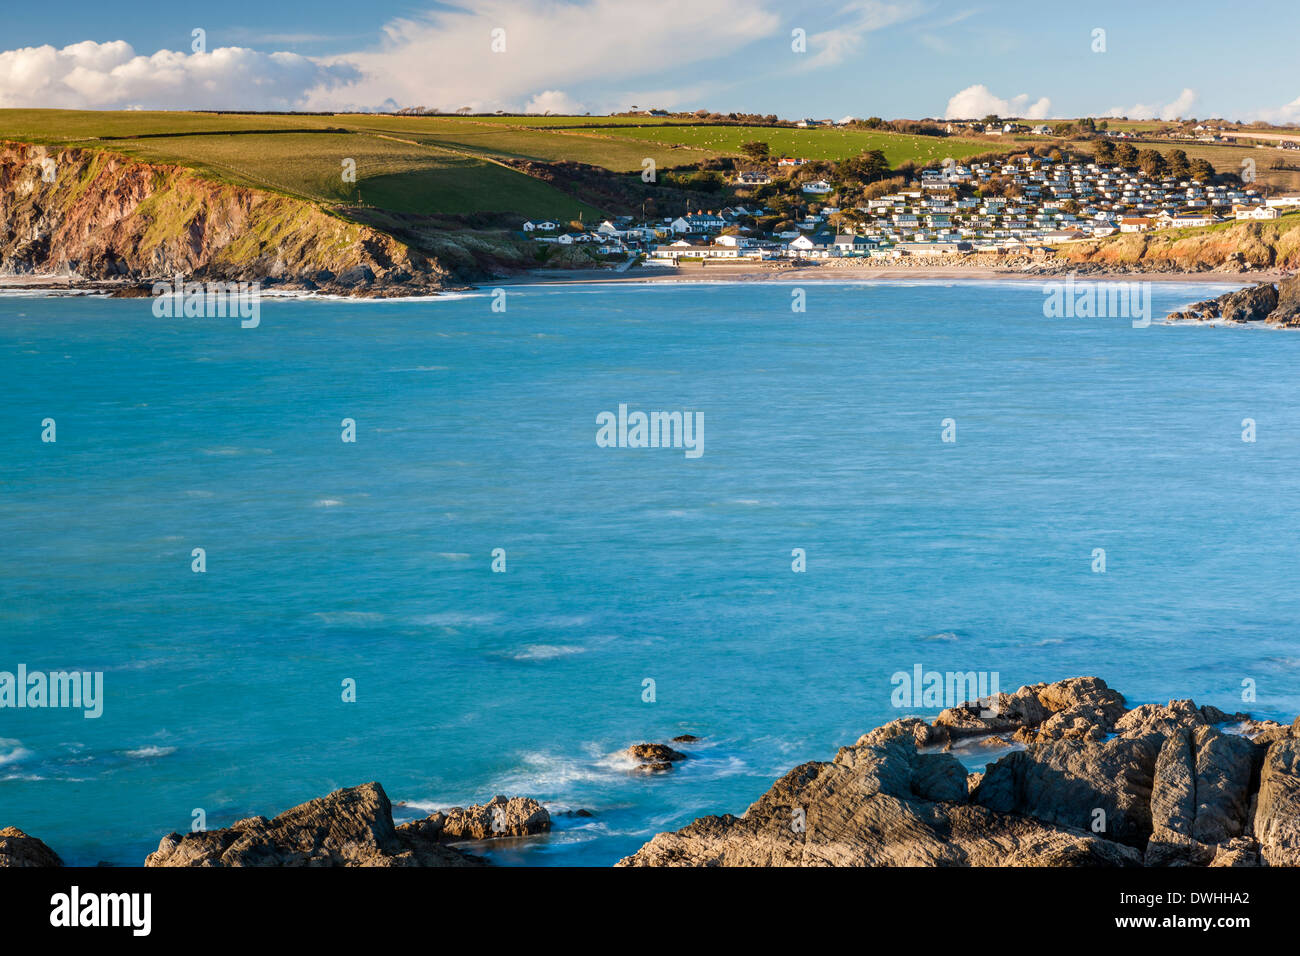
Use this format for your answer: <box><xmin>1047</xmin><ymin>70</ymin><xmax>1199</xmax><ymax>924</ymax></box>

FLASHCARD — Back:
<box><xmin>619</xmin><ymin>677</ymin><xmax>1297</xmax><ymax>867</ymax></box>
<box><xmin>1059</xmin><ymin>217</ymin><xmax>1300</xmax><ymax>273</ymax></box>
<box><xmin>1168</xmin><ymin>276</ymin><xmax>1300</xmax><ymax>325</ymax></box>
<box><xmin>396</xmin><ymin>796</ymin><xmax>550</xmax><ymax>842</ymax></box>
<box><xmin>0</xmin><ymin>141</ymin><xmax>453</xmax><ymax>295</ymax></box>
<box><xmin>0</xmin><ymin>826</ymin><xmax>63</xmax><ymax>867</ymax></box>
<box><xmin>626</xmin><ymin>743</ymin><xmax>690</xmax><ymax>774</ymax></box>
<box><xmin>145</xmin><ymin>783</ymin><xmax>548</xmax><ymax>867</ymax></box>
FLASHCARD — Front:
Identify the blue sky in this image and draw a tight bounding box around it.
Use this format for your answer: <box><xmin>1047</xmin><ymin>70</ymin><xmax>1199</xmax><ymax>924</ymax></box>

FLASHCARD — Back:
<box><xmin>1</xmin><ymin>0</ymin><xmax>1297</xmax><ymax>122</ymax></box>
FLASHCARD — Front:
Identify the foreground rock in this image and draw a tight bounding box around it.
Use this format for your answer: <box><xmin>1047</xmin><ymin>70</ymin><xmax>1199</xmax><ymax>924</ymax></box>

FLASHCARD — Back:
<box><xmin>0</xmin><ymin>827</ymin><xmax>63</xmax><ymax>867</ymax></box>
<box><xmin>619</xmin><ymin>677</ymin><xmax>1299</xmax><ymax>867</ymax></box>
<box><xmin>397</xmin><ymin>795</ymin><xmax>550</xmax><ymax>842</ymax></box>
<box><xmin>1168</xmin><ymin>275</ymin><xmax>1300</xmax><ymax>326</ymax></box>
<box><xmin>145</xmin><ymin>783</ymin><xmax>547</xmax><ymax>867</ymax></box>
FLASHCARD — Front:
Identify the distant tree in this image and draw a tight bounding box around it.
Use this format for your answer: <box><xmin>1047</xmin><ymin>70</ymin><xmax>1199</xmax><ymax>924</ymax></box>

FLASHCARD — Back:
<box><xmin>1167</xmin><ymin>149</ymin><xmax>1191</xmax><ymax>178</ymax></box>
<box><xmin>1114</xmin><ymin>143</ymin><xmax>1138</xmax><ymax>166</ymax></box>
<box><xmin>1093</xmin><ymin>139</ymin><xmax>1116</xmax><ymax>163</ymax></box>
<box><xmin>740</xmin><ymin>140</ymin><xmax>770</xmax><ymax>162</ymax></box>
<box><xmin>1138</xmin><ymin>148</ymin><xmax>1167</xmax><ymax>177</ymax></box>
<box><xmin>862</xmin><ymin>116</ymin><xmax>885</xmax><ymax>129</ymax></box>
<box><xmin>838</xmin><ymin>148</ymin><xmax>890</xmax><ymax>184</ymax></box>
<box><xmin>983</xmin><ymin>114</ymin><xmax>1000</xmax><ymax>124</ymax></box>
<box><xmin>1190</xmin><ymin>157</ymin><xmax>1216</xmax><ymax>181</ymax></box>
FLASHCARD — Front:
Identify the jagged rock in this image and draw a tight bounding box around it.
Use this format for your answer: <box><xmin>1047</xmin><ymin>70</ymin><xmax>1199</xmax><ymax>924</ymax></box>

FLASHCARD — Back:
<box><xmin>1269</xmin><ymin>274</ymin><xmax>1300</xmax><ymax>326</ymax></box>
<box><xmin>397</xmin><ymin>796</ymin><xmax>550</xmax><ymax>842</ymax></box>
<box><xmin>626</xmin><ymin>743</ymin><xmax>689</xmax><ymax>774</ymax></box>
<box><xmin>933</xmin><ymin>675</ymin><xmax>1125</xmax><ymax>744</ymax></box>
<box><xmin>672</xmin><ymin>734</ymin><xmax>702</xmax><ymax>743</ymax></box>
<box><xmin>974</xmin><ymin>736</ymin><xmax>1157</xmax><ymax>846</ymax></box>
<box><xmin>1145</xmin><ymin>725</ymin><xmax>1256</xmax><ymax>864</ymax></box>
<box><xmin>620</xmin><ymin>677</ymin><xmax>1298</xmax><ymax>868</ymax></box>
<box><xmin>619</xmin><ymin>725</ymin><xmax>1140</xmax><ymax>867</ymax></box>
<box><xmin>1209</xmin><ymin>837</ymin><xmax>1261</xmax><ymax>867</ymax></box>
<box><xmin>1218</xmin><ymin>283</ymin><xmax>1278</xmax><ymax>322</ymax></box>
<box><xmin>0</xmin><ymin>827</ymin><xmax>63</xmax><ymax>867</ymax></box>
<box><xmin>1255</xmin><ymin>738</ymin><xmax>1300</xmax><ymax>866</ymax></box>
<box><xmin>145</xmin><ymin>782</ymin><xmax>485</xmax><ymax>867</ymax></box>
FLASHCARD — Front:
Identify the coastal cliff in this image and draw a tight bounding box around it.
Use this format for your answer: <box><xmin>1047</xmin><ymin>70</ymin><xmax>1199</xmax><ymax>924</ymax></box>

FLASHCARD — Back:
<box><xmin>619</xmin><ymin>677</ymin><xmax>1299</xmax><ymax>867</ymax></box>
<box><xmin>1057</xmin><ymin>217</ymin><xmax>1300</xmax><ymax>274</ymax></box>
<box><xmin>0</xmin><ymin>141</ymin><xmax>452</xmax><ymax>295</ymax></box>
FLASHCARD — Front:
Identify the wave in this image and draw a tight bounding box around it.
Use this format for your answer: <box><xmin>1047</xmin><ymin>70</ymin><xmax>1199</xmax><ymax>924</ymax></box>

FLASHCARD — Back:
<box><xmin>0</xmin><ymin>738</ymin><xmax>32</xmax><ymax>766</ymax></box>
<box><xmin>122</xmin><ymin>746</ymin><xmax>176</xmax><ymax>759</ymax></box>
<box><xmin>505</xmin><ymin>644</ymin><xmax>586</xmax><ymax>662</ymax></box>
<box><xmin>312</xmin><ymin>611</ymin><xmax>384</xmax><ymax>626</ymax></box>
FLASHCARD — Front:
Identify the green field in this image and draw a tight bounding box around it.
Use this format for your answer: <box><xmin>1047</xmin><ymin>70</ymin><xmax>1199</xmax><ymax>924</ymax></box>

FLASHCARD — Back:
<box><xmin>0</xmin><ymin>110</ymin><xmax>1010</xmax><ymax>220</ymax></box>
<box><xmin>588</xmin><ymin>124</ymin><xmax>997</xmax><ymax>165</ymax></box>
<box><xmin>0</xmin><ymin>111</ymin><xmax>607</xmax><ymax>218</ymax></box>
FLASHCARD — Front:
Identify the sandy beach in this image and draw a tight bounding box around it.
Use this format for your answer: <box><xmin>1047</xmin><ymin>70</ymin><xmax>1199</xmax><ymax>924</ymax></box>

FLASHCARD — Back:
<box><xmin>0</xmin><ymin>262</ymin><xmax>1281</xmax><ymax>297</ymax></box>
<box><xmin>498</xmin><ymin>260</ymin><xmax>1281</xmax><ymax>288</ymax></box>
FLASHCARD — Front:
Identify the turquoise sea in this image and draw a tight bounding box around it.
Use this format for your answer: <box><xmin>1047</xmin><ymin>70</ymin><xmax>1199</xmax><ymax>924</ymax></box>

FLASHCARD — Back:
<box><xmin>2</xmin><ymin>279</ymin><xmax>1299</xmax><ymax>866</ymax></box>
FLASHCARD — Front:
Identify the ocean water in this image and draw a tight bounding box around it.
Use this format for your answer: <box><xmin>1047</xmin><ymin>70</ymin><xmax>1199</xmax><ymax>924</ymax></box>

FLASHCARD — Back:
<box><xmin>2</xmin><ymin>279</ymin><xmax>1299</xmax><ymax>867</ymax></box>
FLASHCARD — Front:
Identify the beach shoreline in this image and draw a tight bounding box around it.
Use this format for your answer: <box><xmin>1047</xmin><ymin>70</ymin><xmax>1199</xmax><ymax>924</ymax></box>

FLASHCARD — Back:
<box><xmin>497</xmin><ymin>262</ymin><xmax>1281</xmax><ymax>287</ymax></box>
<box><xmin>0</xmin><ymin>263</ymin><xmax>1276</xmax><ymax>298</ymax></box>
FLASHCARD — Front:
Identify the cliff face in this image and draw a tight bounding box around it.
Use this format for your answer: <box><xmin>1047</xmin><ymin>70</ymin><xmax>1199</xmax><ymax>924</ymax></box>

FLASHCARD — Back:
<box><xmin>0</xmin><ymin>141</ymin><xmax>453</xmax><ymax>295</ymax></box>
<box><xmin>619</xmin><ymin>677</ymin><xmax>1300</xmax><ymax>867</ymax></box>
<box><xmin>1057</xmin><ymin>218</ymin><xmax>1300</xmax><ymax>273</ymax></box>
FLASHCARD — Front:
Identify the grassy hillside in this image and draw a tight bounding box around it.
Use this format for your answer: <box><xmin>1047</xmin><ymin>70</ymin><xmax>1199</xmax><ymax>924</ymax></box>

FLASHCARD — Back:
<box><xmin>0</xmin><ymin>110</ymin><xmax>608</xmax><ymax>219</ymax></box>
<box><xmin>0</xmin><ymin>110</ymin><xmax>1002</xmax><ymax>216</ymax></box>
<box><xmin>589</xmin><ymin>124</ymin><xmax>994</xmax><ymax>165</ymax></box>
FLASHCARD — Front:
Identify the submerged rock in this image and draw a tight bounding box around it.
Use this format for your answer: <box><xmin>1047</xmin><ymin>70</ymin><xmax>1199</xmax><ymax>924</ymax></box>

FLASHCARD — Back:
<box><xmin>0</xmin><ymin>827</ymin><xmax>63</xmax><ymax>867</ymax></box>
<box><xmin>618</xmin><ymin>676</ymin><xmax>1298</xmax><ymax>868</ymax></box>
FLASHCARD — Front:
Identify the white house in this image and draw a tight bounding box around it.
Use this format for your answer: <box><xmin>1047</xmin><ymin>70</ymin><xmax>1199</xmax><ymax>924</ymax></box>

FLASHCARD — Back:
<box><xmin>1236</xmin><ymin>206</ymin><xmax>1280</xmax><ymax>220</ymax></box>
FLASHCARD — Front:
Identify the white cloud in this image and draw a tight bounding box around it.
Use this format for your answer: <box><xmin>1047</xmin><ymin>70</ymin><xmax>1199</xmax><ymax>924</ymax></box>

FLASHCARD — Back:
<box><xmin>801</xmin><ymin>0</ymin><xmax>924</xmax><ymax>70</ymax></box>
<box><xmin>525</xmin><ymin>90</ymin><xmax>585</xmax><ymax>115</ymax></box>
<box><xmin>1251</xmin><ymin>94</ymin><xmax>1300</xmax><ymax>124</ymax></box>
<box><xmin>1104</xmin><ymin>87</ymin><xmax>1197</xmax><ymax>121</ymax></box>
<box><xmin>306</xmin><ymin>0</ymin><xmax>781</xmax><ymax>113</ymax></box>
<box><xmin>0</xmin><ymin>40</ymin><xmax>356</xmax><ymax>110</ymax></box>
<box><xmin>0</xmin><ymin>1</ymin><xmax>780</xmax><ymax>114</ymax></box>
<box><xmin>944</xmin><ymin>84</ymin><xmax>1051</xmax><ymax>120</ymax></box>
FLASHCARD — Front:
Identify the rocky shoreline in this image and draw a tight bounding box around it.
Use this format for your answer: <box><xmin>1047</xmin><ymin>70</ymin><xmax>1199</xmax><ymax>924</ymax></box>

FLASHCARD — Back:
<box><xmin>620</xmin><ymin>676</ymin><xmax>1298</xmax><ymax>867</ymax></box>
<box><xmin>3</xmin><ymin>677</ymin><xmax>1297</xmax><ymax>867</ymax></box>
<box><xmin>1167</xmin><ymin>275</ymin><xmax>1300</xmax><ymax>325</ymax></box>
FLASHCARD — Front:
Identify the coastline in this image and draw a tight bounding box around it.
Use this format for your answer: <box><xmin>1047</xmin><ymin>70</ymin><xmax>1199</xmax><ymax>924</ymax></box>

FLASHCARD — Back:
<box><xmin>1</xmin><ymin>263</ymin><xmax>1275</xmax><ymax>298</ymax></box>
<box><xmin>6</xmin><ymin>676</ymin><xmax>1296</xmax><ymax>868</ymax></box>
<box><xmin>496</xmin><ymin>262</ymin><xmax>1277</xmax><ymax>287</ymax></box>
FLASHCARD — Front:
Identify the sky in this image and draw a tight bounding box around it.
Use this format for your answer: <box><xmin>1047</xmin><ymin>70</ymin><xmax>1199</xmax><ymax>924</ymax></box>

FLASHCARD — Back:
<box><xmin>0</xmin><ymin>0</ymin><xmax>1298</xmax><ymax>122</ymax></box>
